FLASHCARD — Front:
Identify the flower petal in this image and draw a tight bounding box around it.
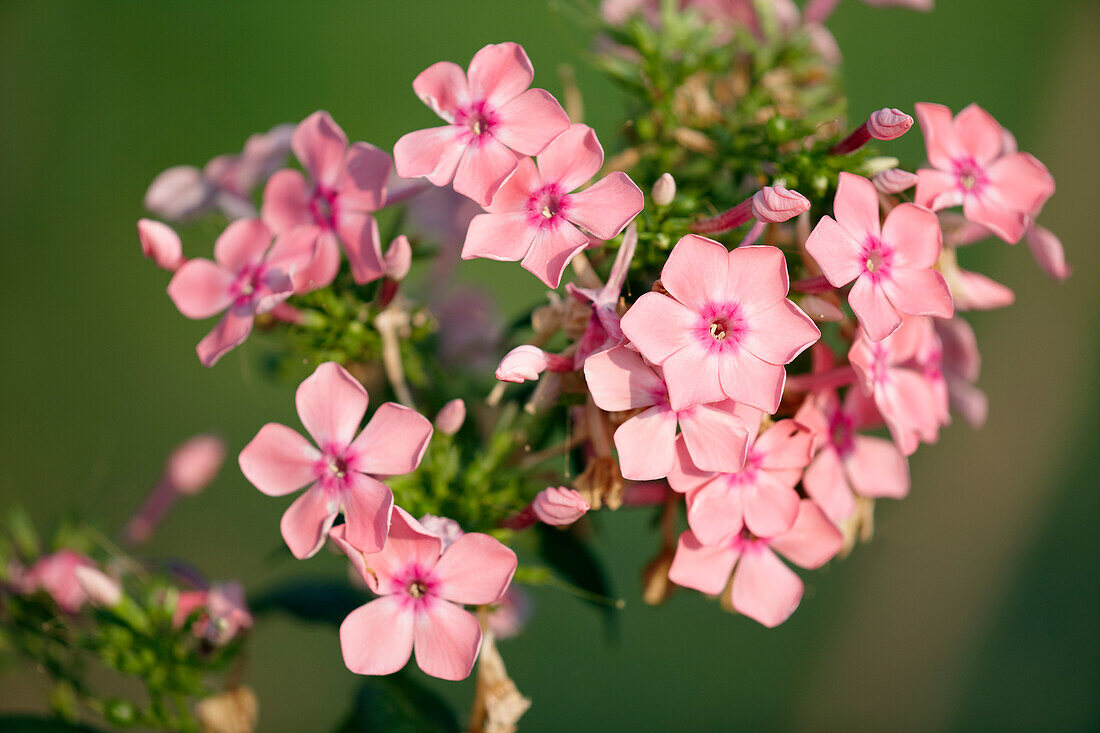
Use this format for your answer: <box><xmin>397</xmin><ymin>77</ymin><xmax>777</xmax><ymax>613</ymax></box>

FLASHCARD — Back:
<box><xmin>349</xmin><ymin>402</ymin><xmax>433</xmax><ymax>477</ymax></box>
<box><xmin>686</xmin><ymin>484</ymin><xmax>744</xmax><ymax>546</ymax></box>
<box><xmin>467</xmin><ymin>42</ymin><xmax>533</xmax><ymax>107</ymax></box>
<box><xmin>493</xmin><ymin>88</ymin><xmax>570</xmax><ymax>157</ymax></box>
<box><xmin>261</xmin><ymin>169</ymin><xmax>313</xmax><ymax>234</ymax></box>
<box><xmin>167</xmin><ymin>259</ymin><xmax>233</xmax><ymax>319</ymax></box>
<box><xmin>742</xmin><ymin>475</ymin><xmax>800</xmax><ymax>538</ymax></box>
<box><xmin>413</xmin><ymin>599</ymin><xmax>482</xmax><ymax>681</ymax></box>
<box><xmin>914</xmin><ymin>168</ymin><xmax>960</xmax><ymax>211</ymax></box>
<box><xmin>882</xmin><ymin>203</ymin><xmax>942</xmax><ymax>270</ymax></box>
<box><xmin>731</xmin><ymin>546</ymin><xmax>803</xmax><ymax>627</ymax></box>
<box><xmin>520</xmin><ymin>223</ymin><xmax>590</xmax><ymax>288</ymax></box>
<box><xmin>985</xmin><ymin>152</ymin><xmax>1055</xmax><ymax>216</ymax></box>
<box><xmin>361</xmin><ymin>508</ymin><xmax>442</xmax><ymax>594</ymax></box>
<box><xmin>461</xmin><ymin>212</ymin><xmax>536</xmax><ymax>263</ymax></box>
<box><xmin>963</xmin><ymin>193</ymin><xmax>1027</xmax><ymax>244</ymax></box>
<box><xmin>620</xmin><ymin>291</ymin><xmax>701</xmax><ymax>364</ymax></box>
<box><xmin>341</xmin><ymin>473</ymin><xmax>395</xmax><ymax>555</ymax></box>
<box><xmin>882</xmin><ymin>268</ymin><xmax>954</xmax><ymax>319</ymax></box>
<box><xmin>340</xmin><ymin>596</ymin><xmax>415</xmax><ymax>675</ymax></box>
<box><xmin>565</xmin><ymin>172</ymin><xmax>643</xmax><ymax>240</ymax></box>
<box><xmin>412</xmin><ymin>61</ymin><xmax>469</xmax><ymax>122</ymax></box>
<box><xmin>432</xmin><ymin>533</ymin><xmax>517</xmax><ymax>605</ymax></box>
<box><xmin>196</xmin><ymin>309</ymin><xmax>254</xmax><ymax>367</ymax></box>
<box><xmin>725</xmin><ymin>245</ymin><xmax>791</xmax><ymax>315</ymax></box>
<box><xmin>296</xmin><ymin>362</ymin><xmax>369</xmax><ymax>448</ymax></box>
<box><xmin>280</xmin><ymin>485</ymin><xmax>338</xmax><ymax>559</ymax></box>
<box><xmin>663</xmin><ymin>341</ymin><xmax>726</xmax><ymax>410</ymax></box>
<box><xmin>536</xmin><ymin>124</ymin><xmax>603</xmax><ymax>192</ymax></box>
<box><xmin>668</xmin><ymin>531</ymin><xmax>739</xmax><ymax>596</ymax></box>
<box><xmin>393</xmin><ymin>126</ymin><xmax>464</xmax><ymax>184</ymax></box>
<box><xmin>583</xmin><ymin>345</ymin><xmax>664</xmax><ymax>411</ymax></box>
<box><xmin>660</xmin><ymin>234</ymin><xmax>732</xmax><ymax>311</ymax></box>
<box><xmin>453</xmin><ymin>138</ymin><xmax>520</xmax><ymax>207</ymax></box>
<box><xmin>769</xmin><ymin>500</ymin><xmax>843</xmax><ymax>568</ymax></box>
<box><xmin>335</xmin><ymin>210</ymin><xmax>385</xmax><ymax>285</ymax></box>
<box><xmin>677</xmin><ymin>403</ymin><xmax>750</xmax><ymax>474</ymax></box>
<box><xmin>833</xmin><ymin>172</ymin><xmax>881</xmax><ymax>241</ymax></box>
<box><xmin>336</xmin><ymin>142</ymin><xmax>391</xmax><ymax>212</ymax></box>
<box><xmin>802</xmin><ymin>448</ymin><xmax>856</xmax><ymax>523</ymax></box>
<box><xmin>239</xmin><ymin>423</ymin><xmax>321</xmax><ymax>496</ymax></box>
<box><xmin>849</xmin><ymin>276</ymin><xmax>901</xmax><ymax>342</ymax></box>
<box><xmin>914</xmin><ymin>102</ymin><xmax>962</xmax><ymax>171</ymax></box>
<box><xmin>954</xmin><ymin>103</ymin><xmax>1004</xmax><ymax>165</ymax></box>
<box><xmin>613</xmin><ymin>406</ymin><xmax>678</xmax><ymax>481</ymax></box>
<box><xmin>805</xmin><ymin>215</ymin><xmax>862</xmax><ymax>286</ymax></box>
<box><xmin>293</xmin><ymin>111</ymin><xmax>348</xmax><ymax>188</ymax></box>
<box><xmin>845</xmin><ymin>435</ymin><xmax>909</xmax><ymax>499</ymax></box>
<box><xmin>716</xmin><ymin>347</ymin><xmax>786</xmax><ymax>414</ymax></box>
<box><xmin>742</xmin><ymin>299</ymin><xmax>820</xmax><ymax>365</ymax></box>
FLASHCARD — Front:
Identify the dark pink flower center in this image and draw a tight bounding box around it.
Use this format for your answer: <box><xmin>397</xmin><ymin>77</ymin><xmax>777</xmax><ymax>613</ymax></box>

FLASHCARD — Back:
<box><xmin>869</xmin><ymin>344</ymin><xmax>891</xmax><ymax>385</ymax></box>
<box><xmin>860</xmin><ymin>237</ymin><xmax>894</xmax><ymax>280</ymax></box>
<box><xmin>310</xmin><ymin>186</ymin><xmax>338</xmax><ymax>230</ymax></box>
<box><xmin>698</xmin><ymin>303</ymin><xmax>746</xmax><ymax>352</ymax></box>
<box><xmin>230</xmin><ymin>263</ymin><xmax>269</xmax><ymax>309</ymax></box>
<box><xmin>952</xmin><ymin>156</ymin><xmax>989</xmax><ymax>196</ymax></box>
<box><xmin>526</xmin><ymin>184</ymin><xmax>570</xmax><ymax>229</ymax></box>
<box><xmin>721</xmin><ymin>449</ymin><xmax>762</xmax><ymax>489</ymax></box>
<box><xmin>455</xmin><ymin>101</ymin><xmax>499</xmax><ymax>145</ymax></box>
<box><xmin>315</xmin><ymin>444</ymin><xmax>356</xmax><ymax>492</ymax></box>
<box><xmin>828</xmin><ymin>409</ymin><xmax>855</xmax><ymax>456</ymax></box>
<box><xmin>394</xmin><ymin>565</ymin><xmax>437</xmax><ymax>608</ymax></box>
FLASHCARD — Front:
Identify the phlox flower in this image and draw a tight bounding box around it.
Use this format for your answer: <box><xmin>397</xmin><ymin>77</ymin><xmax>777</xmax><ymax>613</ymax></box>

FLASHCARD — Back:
<box><xmin>566</xmin><ymin>222</ymin><xmax>637</xmax><ymax>367</ymax></box>
<box><xmin>394</xmin><ymin>42</ymin><xmax>570</xmax><ymax>207</ymax></box>
<box><xmin>667</xmin><ymin>414</ymin><xmax>813</xmax><ymax>544</ymax></box>
<box><xmin>668</xmin><ymin>500</ymin><xmax>842</xmax><ymax>627</ymax></box>
<box><xmin>23</xmin><ymin>550</ymin><xmax>95</xmax><ymax>613</ymax></box>
<box><xmin>937</xmin><ymin>246</ymin><xmax>1015</xmax><ymax>311</ymax></box>
<box><xmin>462</xmin><ymin>124</ymin><xmax>643</xmax><ymax>287</ymax></box>
<box><xmin>620</xmin><ymin>235</ymin><xmax>819</xmax><ymax>413</ymax></box>
<box><xmin>806</xmin><ymin>172</ymin><xmax>953</xmax><ymax>342</ymax></box>
<box><xmin>137</xmin><ymin>219</ymin><xmax>184</xmax><ymax>271</ymax></box>
<box><xmin>238</xmin><ymin>362</ymin><xmax>433</xmax><ymax>559</ymax></box>
<box><xmin>167</xmin><ymin>219</ymin><xmax>314</xmax><ymax>367</ymax></box>
<box><xmin>174</xmin><ymin>582</ymin><xmax>253</xmax><ymax>645</ymax></box>
<box><xmin>914</xmin><ymin>103</ymin><xmax>1054</xmax><ymax>243</ymax></box>
<box><xmin>584</xmin><ymin>345</ymin><xmax>754</xmax><ymax>480</ymax></box>
<box><xmin>262</xmin><ymin>111</ymin><xmax>392</xmax><ymax>288</ymax></box>
<box><xmin>331</xmin><ymin>508</ymin><xmax>517</xmax><ymax>681</ymax></box>
<box><xmin>935</xmin><ymin>317</ymin><xmax>987</xmax><ymax>429</ymax></box>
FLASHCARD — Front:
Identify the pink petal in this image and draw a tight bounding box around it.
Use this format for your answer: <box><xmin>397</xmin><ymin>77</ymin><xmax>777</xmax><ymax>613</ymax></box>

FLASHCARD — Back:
<box><xmin>293</xmin><ymin>111</ymin><xmax>348</xmax><ymax>189</ymax></box>
<box><xmin>668</xmin><ymin>531</ymin><xmax>739</xmax><ymax>596</ymax></box>
<box><xmin>536</xmin><ymin>124</ymin><xmax>603</xmax><ymax>192</ymax></box>
<box><xmin>137</xmin><ymin>219</ymin><xmax>183</xmax><ymax>270</ymax></box>
<box><xmin>877</xmin><ymin>369</ymin><xmax>936</xmax><ymax>455</ymax></box>
<box><xmin>914</xmin><ymin>168</ymin><xmax>961</xmax><ymax>211</ymax></box>
<box><xmin>520</xmin><ymin>223</ymin><xmax>590</xmax><ymax>288</ymax></box>
<box><xmin>731</xmin><ymin>546</ymin><xmax>803</xmax><ymax>627</ymax></box>
<box><xmin>882</xmin><ymin>203</ymin><xmax>942</xmax><ymax>269</ymax></box>
<box><xmin>845</xmin><ymin>435</ymin><xmax>909</xmax><ymax>499</ymax></box>
<box><xmin>349</xmin><ymin>402</ymin><xmax>433</xmax><ymax>477</ymax></box>
<box><xmin>432</xmin><ymin>533</ymin><xmax>517</xmax><ymax>605</ymax></box>
<box><xmin>484</xmin><ymin>157</ymin><xmax>541</xmax><ymax>214</ymax></box>
<box><xmin>882</xmin><ymin>268</ymin><xmax>954</xmax><ymax>319</ymax></box>
<box><xmin>340</xmin><ymin>595</ymin><xmax>414</xmax><ymax>675</ymax></box>
<box><xmin>620</xmin><ymin>292</ymin><xmax>700</xmax><ymax>364</ymax></box>
<box><xmin>678</xmin><ymin>403</ymin><xmax>751</xmax><ymax>474</ymax></box>
<box><xmin>663</xmin><ymin>341</ymin><xmax>726</xmax><ymax>410</ymax></box>
<box><xmin>341</xmin><ymin>472</ymin><xmax>395</xmax><ymax>555</ymax></box>
<box><xmin>833</xmin><ymin>173</ymin><xmax>881</xmax><ymax>241</ymax></box>
<box><xmin>144</xmin><ymin>165</ymin><xmax>213</xmax><ymax>221</ymax></box>
<box><xmin>985</xmin><ymin>152</ymin><xmax>1055</xmax><ymax>216</ymax></box>
<box><xmin>914</xmin><ymin>102</ymin><xmax>962</xmax><ymax>171</ymax></box>
<box><xmin>613</xmin><ymin>406</ymin><xmax>678</xmax><ymax>480</ymax></box>
<box><xmin>742</xmin><ymin>299</ymin><xmax>820</xmax><ymax>365</ymax></box>
<box><xmin>239</xmin><ymin>423</ymin><xmax>321</xmax><ymax>496</ymax></box>
<box><xmin>261</xmin><ymin>169</ymin><xmax>313</xmax><ymax>234</ymax></box>
<box><xmin>725</xmin><ymin>245</ymin><xmax>792</xmax><ymax>315</ymax></box>
<box><xmin>566</xmin><ymin>172</ymin><xmax>643</xmax><ymax>240</ymax></box>
<box><xmin>1025</xmin><ymin>224</ymin><xmax>1071</xmax><ymax>282</ymax></box>
<box><xmin>583</xmin><ymin>345</ymin><xmax>663</xmax><ymax>411</ymax></box>
<box><xmin>280</xmin><ymin>485</ymin><xmax>339</xmax><ymax>559</ymax></box>
<box><xmin>659</xmin><ymin>234</ymin><xmax>733</xmax><ymax>312</ymax></box>
<box><xmin>196</xmin><ymin>309</ymin><xmax>254</xmax><ymax>367</ymax></box>
<box><xmin>265</xmin><ymin>226</ymin><xmax>321</xmax><ymax>288</ymax></box>
<box><xmin>295</xmin><ymin>229</ymin><xmax>342</xmax><ymax>292</ymax></box>
<box><xmin>453</xmin><ymin>138</ymin><xmax>520</xmax><ymax>207</ymax></box>
<box><xmin>360</xmin><ymin>508</ymin><xmax>443</xmax><ymax>594</ymax></box>
<box><xmin>296</xmin><ymin>362</ymin><xmax>369</xmax><ymax>448</ymax></box>
<box><xmin>666</xmin><ymin>435</ymin><xmax>716</xmax><ymax>493</ymax></box>
<box><xmin>493</xmin><ymin>89</ymin><xmax>571</xmax><ymax>157</ymax></box>
<box><xmin>947</xmin><ymin>374</ymin><xmax>989</xmax><ymax>429</ymax></box>
<box><xmin>742</xmin><ymin>476</ymin><xmax>800</xmax><ymax>538</ymax></box>
<box><xmin>336</xmin><ymin>142</ymin><xmax>391</xmax><ymax>213</ymax></box>
<box><xmin>963</xmin><ymin>193</ymin><xmax>1027</xmax><ymax>244</ymax></box>
<box><xmin>716</xmin><ymin>347</ymin><xmax>786</xmax><ymax>414</ymax></box>
<box><xmin>802</xmin><ymin>448</ymin><xmax>856</xmax><ymax>522</ymax></box>
<box><xmin>686</xmin><ymin>484</ymin><xmax>744</xmax><ymax>545</ymax></box>
<box><xmin>467</xmin><ymin>42</ymin><xmax>534</xmax><ymax>107</ymax></box>
<box><xmin>393</xmin><ymin>126</ymin><xmax>465</xmax><ymax>185</ymax></box>
<box><xmin>167</xmin><ymin>259</ymin><xmax>233</xmax><ymax>319</ymax></box>
<box><xmin>413</xmin><ymin>599</ymin><xmax>482</xmax><ymax>681</ymax></box>
<box><xmin>805</xmin><ymin>215</ymin><xmax>862</xmax><ymax>286</ymax></box>
<box><xmin>953</xmin><ymin>103</ymin><xmax>1004</xmax><ymax>165</ymax></box>
<box><xmin>755</xmin><ymin>420</ymin><xmax>813</xmax><ymax>470</ymax></box>
<box><xmin>769</xmin><ymin>500</ymin><xmax>843</xmax><ymax>569</ymax></box>
<box><xmin>849</xmin><ymin>276</ymin><xmax>901</xmax><ymax>342</ymax></box>
<box><xmin>462</xmin><ymin>212</ymin><xmax>536</xmax><ymax>263</ymax></box>
<box><xmin>412</xmin><ymin>61</ymin><xmax>469</xmax><ymax>121</ymax></box>
<box><xmin>335</xmin><ymin>210</ymin><xmax>385</xmax><ymax>285</ymax></box>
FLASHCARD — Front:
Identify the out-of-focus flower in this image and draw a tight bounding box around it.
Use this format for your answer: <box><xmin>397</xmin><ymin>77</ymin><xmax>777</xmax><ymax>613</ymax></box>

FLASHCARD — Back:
<box><xmin>73</xmin><ymin>566</ymin><xmax>122</xmax><ymax>608</ymax></box>
<box><xmin>567</xmin><ymin>222</ymin><xmax>637</xmax><ymax>367</ymax></box>
<box><xmin>1025</xmin><ymin>224</ymin><xmax>1071</xmax><ymax>282</ymax></box>
<box><xmin>167</xmin><ymin>219</ymin><xmax>314</xmax><ymax>366</ymax></box>
<box><xmin>262</xmin><ymin>111</ymin><xmax>392</xmax><ymax>287</ymax></box>
<box><xmin>669</xmin><ymin>500</ymin><xmax>842</xmax><ymax>627</ymax></box>
<box><xmin>914</xmin><ymin>102</ymin><xmax>1054</xmax><ymax>243</ymax></box>
<box><xmin>434</xmin><ymin>399</ymin><xmax>467</xmax><ymax>435</ymax></box>
<box><xmin>531</xmin><ymin>487</ymin><xmax>590</xmax><ymax>526</ymax></box>
<box><xmin>382</xmin><ymin>235</ymin><xmax>413</xmax><ymax>281</ymax></box>
<box><xmin>938</xmin><ymin>246</ymin><xmax>1015</xmax><ymax>311</ymax></box>
<box><xmin>24</xmin><ymin>550</ymin><xmax>95</xmax><ymax>613</ymax></box>
<box><xmin>489</xmin><ymin>587</ymin><xmax>532</xmax><ymax>640</ymax></box>
<box><xmin>620</xmin><ymin>235</ymin><xmax>819</xmax><ymax>413</ymax></box>
<box><xmin>462</xmin><ymin>124</ymin><xmax>643</xmax><ymax>287</ymax></box>
<box><xmin>238</xmin><ymin>362</ymin><xmax>433</xmax><ymax>559</ymax></box>
<box><xmin>174</xmin><ymin>582</ymin><xmax>253</xmax><ymax>645</ymax></box>
<box><xmin>806</xmin><ymin>172</ymin><xmax>953</xmax><ymax>341</ymax></box>
<box><xmin>418</xmin><ymin>514</ymin><xmax>465</xmax><ymax>552</ymax></box>
<box><xmin>935</xmin><ymin>317</ymin><xmax>987</xmax><ymax>429</ymax></box>
<box><xmin>394</xmin><ymin>43</ymin><xmax>570</xmax><ymax>207</ymax></box>
<box><xmin>331</xmin><ymin>508</ymin><xmax>517</xmax><ymax>680</ymax></box>
<box><xmin>137</xmin><ymin>219</ymin><xmax>184</xmax><ymax>271</ymax></box>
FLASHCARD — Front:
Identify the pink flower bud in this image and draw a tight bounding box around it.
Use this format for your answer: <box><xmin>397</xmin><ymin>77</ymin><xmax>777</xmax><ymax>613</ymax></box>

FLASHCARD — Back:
<box><xmin>418</xmin><ymin>514</ymin><xmax>464</xmax><ymax>551</ymax></box>
<box><xmin>651</xmin><ymin>173</ymin><xmax>676</xmax><ymax>206</ymax></box>
<box><xmin>73</xmin><ymin>566</ymin><xmax>122</xmax><ymax>608</ymax></box>
<box><xmin>872</xmin><ymin>168</ymin><xmax>919</xmax><ymax>194</ymax></box>
<box><xmin>435</xmin><ymin>398</ymin><xmax>467</xmax><ymax>435</ymax></box>
<box><xmin>144</xmin><ymin>165</ymin><xmax>214</xmax><ymax>221</ymax></box>
<box><xmin>1025</xmin><ymin>224</ymin><xmax>1071</xmax><ymax>282</ymax></box>
<box><xmin>383</xmin><ymin>235</ymin><xmax>413</xmax><ymax>281</ymax></box>
<box><xmin>751</xmin><ymin>186</ymin><xmax>810</xmax><ymax>223</ymax></box>
<box><xmin>866</xmin><ymin>108</ymin><xmax>913</xmax><ymax>141</ymax></box>
<box><xmin>137</xmin><ymin>219</ymin><xmax>184</xmax><ymax>271</ymax></box>
<box><xmin>25</xmin><ymin>550</ymin><xmax>95</xmax><ymax>613</ymax></box>
<box><xmin>531</xmin><ymin>487</ymin><xmax>590</xmax><ymax>526</ymax></box>
<box><xmin>166</xmin><ymin>434</ymin><xmax>226</xmax><ymax>495</ymax></box>
<box><xmin>495</xmin><ymin>346</ymin><xmax>572</xmax><ymax>383</ymax></box>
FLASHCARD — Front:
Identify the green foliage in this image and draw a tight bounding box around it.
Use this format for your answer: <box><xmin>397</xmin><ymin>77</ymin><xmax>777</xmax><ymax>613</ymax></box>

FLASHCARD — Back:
<box><xmin>334</xmin><ymin>672</ymin><xmax>460</xmax><ymax>733</ymax></box>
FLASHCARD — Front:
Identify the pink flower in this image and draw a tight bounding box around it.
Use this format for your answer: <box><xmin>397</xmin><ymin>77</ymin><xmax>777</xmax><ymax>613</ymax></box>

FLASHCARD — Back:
<box><xmin>394</xmin><ymin>43</ymin><xmax>571</xmax><ymax>207</ymax></box>
<box><xmin>137</xmin><ymin>219</ymin><xmax>184</xmax><ymax>271</ymax></box>
<box><xmin>848</xmin><ymin>317</ymin><xmax>944</xmax><ymax>455</ymax></box>
<box><xmin>418</xmin><ymin>514</ymin><xmax>465</xmax><ymax>551</ymax></box>
<box><xmin>806</xmin><ymin>172</ymin><xmax>953</xmax><ymax>341</ymax></box>
<box><xmin>935</xmin><ymin>317</ymin><xmax>987</xmax><ymax>429</ymax></box>
<box><xmin>583</xmin><ymin>345</ymin><xmax>754</xmax><ymax>480</ymax></box>
<box><xmin>567</xmin><ymin>222</ymin><xmax>638</xmax><ymax>367</ymax></box>
<box><xmin>620</xmin><ymin>235</ymin><xmax>819</xmax><ymax>413</ymax></box>
<box><xmin>434</xmin><ymin>399</ymin><xmax>467</xmax><ymax>435</ymax></box>
<box><xmin>262</xmin><ymin>111</ymin><xmax>392</xmax><ymax>287</ymax></box>
<box><xmin>796</xmin><ymin>388</ymin><xmax>909</xmax><ymax>523</ymax></box>
<box><xmin>238</xmin><ymin>362</ymin><xmax>433</xmax><ymax>559</ymax></box>
<box><xmin>73</xmin><ymin>566</ymin><xmax>122</xmax><ymax>608</ymax></box>
<box><xmin>914</xmin><ymin>103</ymin><xmax>1054</xmax><ymax>243</ymax></box>
<box><xmin>495</xmin><ymin>345</ymin><xmax>573</xmax><ymax>383</ymax></box>
<box><xmin>167</xmin><ymin>219</ymin><xmax>314</xmax><ymax>367</ymax></box>
<box><xmin>531</xmin><ymin>487</ymin><xmax>590</xmax><ymax>525</ymax></box>
<box><xmin>24</xmin><ymin>550</ymin><xmax>95</xmax><ymax>613</ymax></box>
<box><xmin>462</xmin><ymin>124</ymin><xmax>643</xmax><ymax>287</ymax></box>
<box><xmin>939</xmin><ymin>249</ymin><xmax>1015</xmax><ymax>311</ymax></box>
<box><xmin>331</xmin><ymin>508</ymin><xmax>517</xmax><ymax>681</ymax></box>
<box><xmin>668</xmin><ymin>500</ymin><xmax>842</xmax><ymax>627</ymax></box>
<box><xmin>174</xmin><ymin>582</ymin><xmax>253</xmax><ymax>645</ymax></box>
<box><xmin>488</xmin><ymin>587</ymin><xmax>532</xmax><ymax>640</ymax></box>
<box><xmin>667</xmin><ymin>417</ymin><xmax>813</xmax><ymax>544</ymax></box>
<box><xmin>1025</xmin><ymin>224</ymin><xmax>1071</xmax><ymax>282</ymax></box>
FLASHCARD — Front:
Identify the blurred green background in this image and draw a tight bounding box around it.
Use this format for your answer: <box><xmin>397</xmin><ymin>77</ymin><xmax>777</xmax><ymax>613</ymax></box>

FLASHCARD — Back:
<box><xmin>1</xmin><ymin>0</ymin><xmax>1097</xmax><ymax>730</ymax></box>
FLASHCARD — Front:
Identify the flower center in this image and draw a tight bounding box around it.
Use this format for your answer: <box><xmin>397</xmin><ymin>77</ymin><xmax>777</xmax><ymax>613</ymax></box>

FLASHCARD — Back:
<box><xmin>527</xmin><ymin>185</ymin><xmax>567</xmax><ymax>229</ymax></box>
<box><xmin>456</xmin><ymin>101</ymin><xmax>498</xmax><ymax>144</ymax></box>
<box><xmin>952</xmin><ymin>157</ymin><xmax>988</xmax><ymax>196</ymax></box>
<box><xmin>406</xmin><ymin>579</ymin><xmax>428</xmax><ymax>598</ymax></box>
<box><xmin>310</xmin><ymin>188</ymin><xmax>337</xmax><ymax>229</ymax></box>
<box><xmin>327</xmin><ymin>455</ymin><xmax>348</xmax><ymax>479</ymax></box>
<box><xmin>699</xmin><ymin>304</ymin><xmax>745</xmax><ymax>351</ymax></box>
<box><xmin>861</xmin><ymin>237</ymin><xmax>893</xmax><ymax>279</ymax></box>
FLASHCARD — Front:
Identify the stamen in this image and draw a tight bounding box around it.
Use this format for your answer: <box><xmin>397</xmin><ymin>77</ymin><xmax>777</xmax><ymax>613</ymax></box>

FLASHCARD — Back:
<box><xmin>710</xmin><ymin>322</ymin><xmax>726</xmax><ymax>340</ymax></box>
<box><xmin>407</xmin><ymin>580</ymin><xmax>427</xmax><ymax>598</ymax></box>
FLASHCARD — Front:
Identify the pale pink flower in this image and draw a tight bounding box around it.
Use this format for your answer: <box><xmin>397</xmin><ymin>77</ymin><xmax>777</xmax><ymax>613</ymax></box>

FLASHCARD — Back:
<box><xmin>831</xmin><ymin>108</ymin><xmax>913</xmax><ymax>155</ymax></box>
<box><xmin>24</xmin><ymin>550</ymin><xmax>95</xmax><ymax>613</ymax></box>
<box><xmin>1025</xmin><ymin>224</ymin><xmax>1071</xmax><ymax>282</ymax></box>
<box><xmin>73</xmin><ymin>566</ymin><xmax>122</xmax><ymax>608</ymax></box>
<box><xmin>667</xmin><ymin>416</ymin><xmax>813</xmax><ymax>544</ymax></box>
<box><xmin>668</xmin><ymin>500</ymin><xmax>842</xmax><ymax>627</ymax></box>
<box><xmin>935</xmin><ymin>317</ymin><xmax>987</xmax><ymax>429</ymax></box>
<box><xmin>531</xmin><ymin>487</ymin><xmax>590</xmax><ymax>526</ymax></box>
<box><xmin>584</xmin><ymin>345</ymin><xmax>754</xmax><ymax>480</ymax></box>
<box><xmin>620</xmin><ymin>235</ymin><xmax>819</xmax><ymax>413</ymax></box>
<box><xmin>914</xmin><ymin>103</ymin><xmax>1054</xmax><ymax>243</ymax></box>
<box><xmin>137</xmin><ymin>219</ymin><xmax>184</xmax><ymax>271</ymax></box>
<box><xmin>174</xmin><ymin>581</ymin><xmax>253</xmax><ymax>645</ymax></box>
<box><xmin>462</xmin><ymin>124</ymin><xmax>643</xmax><ymax>287</ymax></box>
<box><xmin>848</xmin><ymin>317</ymin><xmax>943</xmax><ymax>455</ymax></box>
<box><xmin>167</xmin><ymin>219</ymin><xmax>314</xmax><ymax>367</ymax></box>
<box><xmin>238</xmin><ymin>362</ymin><xmax>433</xmax><ymax>559</ymax></box>
<box><xmin>806</xmin><ymin>172</ymin><xmax>953</xmax><ymax>341</ymax></box>
<box><xmin>331</xmin><ymin>508</ymin><xmax>517</xmax><ymax>680</ymax></box>
<box><xmin>872</xmin><ymin>168</ymin><xmax>919</xmax><ymax>195</ymax></box>
<box><xmin>567</xmin><ymin>222</ymin><xmax>637</xmax><ymax>367</ymax></box>
<box><xmin>434</xmin><ymin>399</ymin><xmax>467</xmax><ymax>435</ymax></box>
<box><xmin>394</xmin><ymin>43</ymin><xmax>570</xmax><ymax>207</ymax></box>
<box><xmin>495</xmin><ymin>345</ymin><xmax>573</xmax><ymax>383</ymax></box>
<box><xmin>262</xmin><ymin>111</ymin><xmax>392</xmax><ymax>287</ymax></box>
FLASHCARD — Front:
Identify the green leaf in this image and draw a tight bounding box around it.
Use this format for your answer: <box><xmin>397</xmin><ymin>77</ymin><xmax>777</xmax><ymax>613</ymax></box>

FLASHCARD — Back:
<box><xmin>334</xmin><ymin>672</ymin><xmax>460</xmax><ymax>733</ymax></box>
<box><xmin>0</xmin><ymin>717</ymin><xmax>105</xmax><ymax>732</ymax></box>
<box><xmin>250</xmin><ymin>579</ymin><xmax>369</xmax><ymax>627</ymax></box>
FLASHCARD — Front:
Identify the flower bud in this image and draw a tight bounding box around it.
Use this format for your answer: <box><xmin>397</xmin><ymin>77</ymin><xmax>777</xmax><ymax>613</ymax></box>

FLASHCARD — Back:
<box><xmin>166</xmin><ymin>434</ymin><xmax>227</xmax><ymax>495</ymax></box>
<box><xmin>531</xmin><ymin>487</ymin><xmax>590</xmax><ymax>526</ymax></box>
<box><xmin>751</xmin><ymin>186</ymin><xmax>810</xmax><ymax>223</ymax></box>
<box><xmin>651</xmin><ymin>173</ymin><xmax>676</xmax><ymax>206</ymax></box>
<box><xmin>419</xmin><ymin>514</ymin><xmax>464</xmax><ymax>551</ymax></box>
<box><xmin>434</xmin><ymin>398</ymin><xmax>467</xmax><ymax>435</ymax></box>
<box><xmin>137</xmin><ymin>219</ymin><xmax>184</xmax><ymax>271</ymax></box>
<box><xmin>872</xmin><ymin>168</ymin><xmax>919</xmax><ymax>194</ymax></box>
<box><xmin>73</xmin><ymin>565</ymin><xmax>122</xmax><ymax>608</ymax></box>
<box><xmin>1025</xmin><ymin>224</ymin><xmax>1071</xmax><ymax>282</ymax></box>
<box><xmin>866</xmin><ymin>108</ymin><xmax>913</xmax><ymax>141</ymax></box>
<box><xmin>144</xmin><ymin>165</ymin><xmax>214</xmax><ymax>221</ymax></box>
<box><xmin>383</xmin><ymin>235</ymin><xmax>413</xmax><ymax>281</ymax></box>
<box><xmin>494</xmin><ymin>346</ymin><xmax>572</xmax><ymax>383</ymax></box>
